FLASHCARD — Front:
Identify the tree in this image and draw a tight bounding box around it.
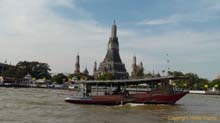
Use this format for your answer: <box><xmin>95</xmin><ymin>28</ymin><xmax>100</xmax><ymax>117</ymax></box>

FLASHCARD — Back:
<box><xmin>210</xmin><ymin>79</ymin><xmax>220</xmax><ymax>90</ymax></box>
<box><xmin>196</xmin><ymin>78</ymin><xmax>209</xmax><ymax>90</ymax></box>
<box><xmin>131</xmin><ymin>66</ymin><xmax>144</xmax><ymax>79</ymax></box>
<box><xmin>52</xmin><ymin>73</ymin><xmax>67</xmax><ymax>84</ymax></box>
<box><xmin>144</xmin><ymin>72</ymin><xmax>153</xmax><ymax>78</ymax></box>
<box><xmin>169</xmin><ymin>71</ymin><xmax>210</xmax><ymax>90</ymax></box>
<box><xmin>185</xmin><ymin>73</ymin><xmax>200</xmax><ymax>89</ymax></box>
<box><xmin>2</xmin><ymin>61</ymin><xmax>51</xmax><ymax>79</ymax></box>
<box><xmin>168</xmin><ymin>71</ymin><xmax>184</xmax><ymax>76</ymax></box>
<box><xmin>168</xmin><ymin>71</ymin><xmax>186</xmax><ymax>89</ymax></box>
<box><xmin>97</xmin><ymin>72</ymin><xmax>114</xmax><ymax>80</ymax></box>
<box><xmin>68</xmin><ymin>73</ymin><xmax>92</xmax><ymax>81</ymax></box>
<box><xmin>1</xmin><ymin>66</ymin><xmax>18</xmax><ymax>77</ymax></box>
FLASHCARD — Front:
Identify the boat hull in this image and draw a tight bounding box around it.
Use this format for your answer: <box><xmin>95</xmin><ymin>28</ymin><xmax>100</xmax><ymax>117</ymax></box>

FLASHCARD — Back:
<box><xmin>65</xmin><ymin>95</ymin><xmax>126</xmax><ymax>105</ymax></box>
<box><xmin>129</xmin><ymin>91</ymin><xmax>189</xmax><ymax>104</ymax></box>
<box><xmin>65</xmin><ymin>91</ymin><xmax>188</xmax><ymax>105</ymax></box>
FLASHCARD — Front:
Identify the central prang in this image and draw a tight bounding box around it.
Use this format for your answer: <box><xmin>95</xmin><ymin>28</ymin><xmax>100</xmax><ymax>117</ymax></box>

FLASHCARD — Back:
<box><xmin>94</xmin><ymin>21</ymin><xmax>129</xmax><ymax>79</ymax></box>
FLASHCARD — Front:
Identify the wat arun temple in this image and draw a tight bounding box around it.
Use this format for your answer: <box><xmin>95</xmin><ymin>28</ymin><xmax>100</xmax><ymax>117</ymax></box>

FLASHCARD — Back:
<box><xmin>95</xmin><ymin>21</ymin><xmax>129</xmax><ymax>79</ymax></box>
<box><xmin>74</xmin><ymin>21</ymin><xmax>143</xmax><ymax>80</ymax></box>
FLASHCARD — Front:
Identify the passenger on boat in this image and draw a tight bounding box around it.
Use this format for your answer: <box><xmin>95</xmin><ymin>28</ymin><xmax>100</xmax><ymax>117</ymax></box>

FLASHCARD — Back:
<box><xmin>122</xmin><ymin>89</ymin><xmax>129</xmax><ymax>97</ymax></box>
<box><xmin>113</xmin><ymin>86</ymin><xmax>122</xmax><ymax>95</ymax></box>
<box><xmin>105</xmin><ymin>91</ymin><xmax>110</xmax><ymax>95</ymax></box>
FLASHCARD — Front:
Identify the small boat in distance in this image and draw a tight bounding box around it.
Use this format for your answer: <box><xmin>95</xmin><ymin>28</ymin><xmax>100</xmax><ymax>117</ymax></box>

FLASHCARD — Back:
<box><xmin>65</xmin><ymin>76</ymin><xmax>189</xmax><ymax>105</ymax></box>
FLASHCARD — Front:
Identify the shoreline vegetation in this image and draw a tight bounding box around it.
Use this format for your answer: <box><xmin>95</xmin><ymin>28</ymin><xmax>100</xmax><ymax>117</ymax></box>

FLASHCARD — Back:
<box><xmin>0</xmin><ymin>61</ymin><xmax>220</xmax><ymax>91</ymax></box>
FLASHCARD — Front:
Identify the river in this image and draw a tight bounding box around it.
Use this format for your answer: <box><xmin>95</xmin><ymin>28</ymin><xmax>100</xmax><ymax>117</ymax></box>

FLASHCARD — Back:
<box><xmin>0</xmin><ymin>88</ymin><xmax>220</xmax><ymax>123</ymax></box>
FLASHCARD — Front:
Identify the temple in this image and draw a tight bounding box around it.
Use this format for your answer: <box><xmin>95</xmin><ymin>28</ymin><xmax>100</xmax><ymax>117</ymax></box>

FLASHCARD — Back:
<box><xmin>74</xmin><ymin>53</ymin><xmax>80</xmax><ymax>74</ymax></box>
<box><xmin>131</xmin><ymin>55</ymin><xmax>144</xmax><ymax>79</ymax></box>
<box><xmin>96</xmin><ymin>21</ymin><xmax>129</xmax><ymax>79</ymax></box>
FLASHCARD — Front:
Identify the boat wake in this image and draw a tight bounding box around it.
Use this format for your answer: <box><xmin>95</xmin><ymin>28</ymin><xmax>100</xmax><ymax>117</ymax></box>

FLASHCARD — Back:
<box><xmin>126</xmin><ymin>103</ymin><xmax>145</xmax><ymax>107</ymax></box>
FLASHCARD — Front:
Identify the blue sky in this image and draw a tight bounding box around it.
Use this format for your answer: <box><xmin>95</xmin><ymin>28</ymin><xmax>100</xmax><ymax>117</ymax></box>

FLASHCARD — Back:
<box><xmin>0</xmin><ymin>0</ymin><xmax>220</xmax><ymax>80</ymax></box>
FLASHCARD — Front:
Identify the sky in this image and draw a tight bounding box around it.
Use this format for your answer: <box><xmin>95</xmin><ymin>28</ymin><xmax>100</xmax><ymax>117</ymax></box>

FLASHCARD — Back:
<box><xmin>0</xmin><ymin>0</ymin><xmax>220</xmax><ymax>80</ymax></box>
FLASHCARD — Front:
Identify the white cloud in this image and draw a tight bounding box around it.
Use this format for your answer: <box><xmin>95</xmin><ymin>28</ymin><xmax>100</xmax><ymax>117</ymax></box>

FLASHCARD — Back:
<box><xmin>201</xmin><ymin>0</ymin><xmax>220</xmax><ymax>11</ymax></box>
<box><xmin>0</xmin><ymin>0</ymin><xmax>107</xmax><ymax>73</ymax></box>
<box><xmin>140</xmin><ymin>15</ymin><xmax>180</xmax><ymax>25</ymax></box>
<box><xmin>139</xmin><ymin>0</ymin><xmax>220</xmax><ymax>26</ymax></box>
<box><xmin>135</xmin><ymin>30</ymin><xmax>220</xmax><ymax>51</ymax></box>
<box><xmin>139</xmin><ymin>13</ymin><xmax>217</xmax><ymax>26</ymax></box>
<box><xmin>52</xmin><ymin>0</ymin><xmax>75</xmax><ymax>8</ymax></box>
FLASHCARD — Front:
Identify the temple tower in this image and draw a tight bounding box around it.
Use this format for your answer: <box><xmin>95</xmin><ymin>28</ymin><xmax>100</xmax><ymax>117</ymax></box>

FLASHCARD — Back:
<box><xmin>83</xmin><ymin>67</ymin><xmax>89</xmax><ymax>75</ymax></box>
<box><xmin>131</xmin><ymin>56</ymin><xmax>144</xmax><ymax>79</ymax></box>
<box><xmin>140</xmin><ymin>62</ymin><xmax>143</xmax><ymax>70</ymax></box>
<box><xmin>132</xmin><ymin>55</ymin><xmax>137</xmax><ymax>69</ymax></box>
<box><xmin>93</xmin><ymin>61</ymin><xmax>97</xmax><ymax>75</ymax></box>
<box><xmin>74</xmin><ymin>53</ymin><xmax>80</xmax><ymax>73</ymax></box>
<box><xmin>97</xmin><ymin>21</ymin><xmax>128</xmax><ymax>79</ymax></box>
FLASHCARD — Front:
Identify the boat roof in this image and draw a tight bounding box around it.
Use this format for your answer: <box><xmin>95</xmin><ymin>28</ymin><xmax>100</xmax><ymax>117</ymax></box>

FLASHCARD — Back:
<box><xmin>77</xmin><ymin>76</ymin><xmax>188</xmax><ymax>86</ymax></box>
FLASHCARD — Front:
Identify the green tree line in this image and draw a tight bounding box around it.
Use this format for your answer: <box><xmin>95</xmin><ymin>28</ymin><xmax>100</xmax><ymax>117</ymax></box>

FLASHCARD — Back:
<box><xmin>168</xmin><ymin>71</ymin><xmax>220</xmax><ymax>90</ymax></box>
<box><xmin>1</xmin><ymin>61</ymin><xmax>51</xmax><ymax>79</ymax></box>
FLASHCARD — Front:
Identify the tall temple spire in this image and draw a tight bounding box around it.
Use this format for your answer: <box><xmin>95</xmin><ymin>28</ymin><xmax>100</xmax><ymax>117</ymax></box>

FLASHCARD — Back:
<box><xmin>111</xmin><ymin>20</ymin><xmax>117</xmax><ymax>38</ymax></box>
<box><xmin>133</xmin><ymin>55</ymin><xmax>136</xmax><ymax>66</ymax></box>
<box><xmin>132</xmin><ymin>55</ymin><xmax>137</xmax><ymax>69</ymax></box>
<box><xmin>140</xmin><ymin>62</ymin><xmax>143</xmax><ymax>70</ymax></box>
<box><xmin>97</xmin><ymin>22</ymin><xmax>128</xmax><ymax>79</ymax></box>
<box><xmin>93</xmin><ymin>61</ymin><xmax>97</xmax><ymax>73</ymax></box>
<box><xmin>108</xmin><ymin>20</ymin><xmax>119</xmax><ymax>50</ymax></box>
<box><xmin>74</xmin><ymin>53</ymin><xmax>80</xmax><ymax>73</ymax></box>
<box><xmin>93</xmin><ymin>61</ymin><xmax>97</xmax><ymax>78</ymax></box>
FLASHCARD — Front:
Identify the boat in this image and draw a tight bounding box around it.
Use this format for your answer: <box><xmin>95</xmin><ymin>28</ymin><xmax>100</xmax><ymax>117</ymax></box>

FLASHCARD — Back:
<box><xmin>65</xmin><ymin>76</ymin><xmax>189</xmax><ymax>105</ymax></box>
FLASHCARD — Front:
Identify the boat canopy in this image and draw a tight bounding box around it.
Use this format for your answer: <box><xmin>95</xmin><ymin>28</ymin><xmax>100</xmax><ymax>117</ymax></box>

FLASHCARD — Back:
<box><xmin>76</xmin><ymin>76</ymin><xmax>188</xmax><ymax>86</ymax></box>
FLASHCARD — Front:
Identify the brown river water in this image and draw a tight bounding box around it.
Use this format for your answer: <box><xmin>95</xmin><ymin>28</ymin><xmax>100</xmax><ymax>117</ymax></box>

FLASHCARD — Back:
<box><xmin>0</xmin><ymin>88</ymin><xmax>220</xmax><ymax>123</ymax></box>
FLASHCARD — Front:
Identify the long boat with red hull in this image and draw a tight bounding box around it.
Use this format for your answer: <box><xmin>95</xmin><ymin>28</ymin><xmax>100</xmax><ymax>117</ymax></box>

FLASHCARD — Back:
<box><xmin>65</xmin><ymin>91</ymin><xmax>188</xmax><ymax>105</ymax></box>
<box><xmin>65</xmin><ymin>76</ymin><xmax>189</xmax><ymax>105</ymax></box>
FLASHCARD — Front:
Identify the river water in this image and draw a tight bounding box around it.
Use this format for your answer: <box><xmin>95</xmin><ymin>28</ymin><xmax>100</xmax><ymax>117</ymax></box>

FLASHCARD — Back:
<box><xmin>0</xmin><ymin>88</ymin><xmax>220</xmax><ymax>123</ymax></box>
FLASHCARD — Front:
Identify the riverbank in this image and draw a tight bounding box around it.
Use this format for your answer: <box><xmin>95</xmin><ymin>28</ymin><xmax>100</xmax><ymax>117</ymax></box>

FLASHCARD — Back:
<box><xmin>0</xmin><ymin>84</ymin><xmax>70</xmax><ymax>90</ymax></box>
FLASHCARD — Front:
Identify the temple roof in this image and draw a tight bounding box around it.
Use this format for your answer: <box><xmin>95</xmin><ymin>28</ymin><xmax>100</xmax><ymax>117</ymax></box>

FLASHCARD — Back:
<box><xmin>83</xmin><ymin>68</ymin><xmax>89</xmax><ymax>75</ymax></box>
